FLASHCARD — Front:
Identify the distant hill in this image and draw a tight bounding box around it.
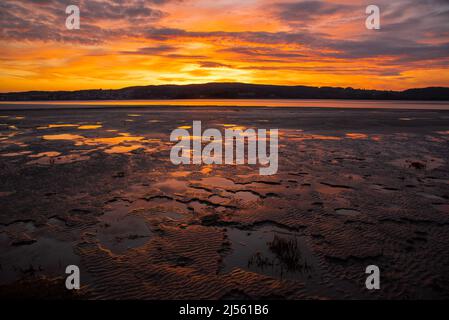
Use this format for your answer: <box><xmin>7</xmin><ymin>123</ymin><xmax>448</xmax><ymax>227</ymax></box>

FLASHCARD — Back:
<box><xmin>1</xmin><ymin>83</ymin><xmax>449</xmax><ymax>101</ymax></box>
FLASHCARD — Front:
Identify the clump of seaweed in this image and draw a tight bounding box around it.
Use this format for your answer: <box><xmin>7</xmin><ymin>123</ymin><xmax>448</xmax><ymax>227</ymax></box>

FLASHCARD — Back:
<box><xmin>409</xmin><ymin>161</ymin><xmax>426</xmax><ymax>170</ymax></box>
<box><xmin>267</xmin><ymin>235</ymin><xmax>311</xmax><ymax>273</ymax></box>
<box><xmin>248</xmin><ymin>252</ymin><xmax>273</xmax><ymax>269</ymax></box>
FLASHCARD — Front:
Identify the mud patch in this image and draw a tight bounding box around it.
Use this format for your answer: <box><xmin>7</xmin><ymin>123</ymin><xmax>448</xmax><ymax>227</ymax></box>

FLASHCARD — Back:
<box><xmin>335</xmin><ymin>208</ymin><xmax>361</xmax><ymax>217</ymax></box>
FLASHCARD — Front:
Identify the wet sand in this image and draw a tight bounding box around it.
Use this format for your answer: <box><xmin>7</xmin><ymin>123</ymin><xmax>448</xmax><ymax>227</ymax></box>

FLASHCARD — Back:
<box><xmin>1</xmin><ymin>106</ymin><xmax>449</xmax><ymax>299</ymax></box>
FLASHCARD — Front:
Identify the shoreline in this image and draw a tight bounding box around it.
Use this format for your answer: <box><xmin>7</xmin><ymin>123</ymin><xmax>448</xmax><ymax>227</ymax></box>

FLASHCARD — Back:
<box><xmin>2</xmin><ymin>99</ymin><xmax>449</xmax><ymax>111</ymax></box>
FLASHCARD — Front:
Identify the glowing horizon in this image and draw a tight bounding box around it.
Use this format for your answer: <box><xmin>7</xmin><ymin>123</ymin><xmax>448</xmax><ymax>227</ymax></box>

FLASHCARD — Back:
<box><xmin>1</xmin><ymin>0</ymin><xmax>448</xmax><ymax>93</ymax></box>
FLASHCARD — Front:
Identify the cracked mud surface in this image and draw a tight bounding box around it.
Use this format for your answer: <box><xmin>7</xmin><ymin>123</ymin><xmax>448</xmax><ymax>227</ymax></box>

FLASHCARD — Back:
<box><xmin>1</xmin><ymin>107</ymin><xmax>449</xmax><ymax>299</ymax></box>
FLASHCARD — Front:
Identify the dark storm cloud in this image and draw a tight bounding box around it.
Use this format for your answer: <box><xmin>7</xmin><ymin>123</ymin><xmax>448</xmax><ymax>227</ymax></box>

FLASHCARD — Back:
<box><xmin>143</xmin><ymin>28</ymin><xmax>318</xmax><ymax>45</ymax></box>
<box><xmin>197</xmin><ymin>61</ymin><xmax>232</xmax><ymax>68</ymax></box>
<box><xmin>165</xmin><ymin>54</ymin><xmax>209</xmax><ymax>59</ymax></box>
<box><xmin>220</xmin><ymin>46</ymin><xmax>307</xmax><ymax>59</ymax></box>
<box><xmin>238</xmin><ymin>64</ymin><xmax>403</xmax><ymax>76</ymax></box>
<box><xmin>142</xmin><ymin>26</ymin><xmax>447</xmax><ymax>64</ymax></box>
<box><xmin>81</xmin><ymin>0</ymin><xmax>166</xmax><ymax>21</ymax></box>
<box><xmin>0</xmin><ymin>0</ymin><xmax>169</xmax><ymax>43</ymax></box>
<box><xmin>273</xmin><ymin>0</ymin><xmax>355</xmax><ymax>24</ymax></box>
<box><xmin>119</xmin><ymin>45</ymin><xmax>177</xmax><ymax>55</ymax></box>
<box><xmin>324</xmin><ymin>38</ymin><xmax>449</xmax><ymax>62</ymax></box>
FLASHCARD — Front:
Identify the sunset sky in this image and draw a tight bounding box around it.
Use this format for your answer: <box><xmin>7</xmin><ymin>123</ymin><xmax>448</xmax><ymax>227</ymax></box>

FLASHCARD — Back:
<box><xmin>0</xmin><ymin>0</ymin><xmax>448</xmax><ymax>92</ymax></box>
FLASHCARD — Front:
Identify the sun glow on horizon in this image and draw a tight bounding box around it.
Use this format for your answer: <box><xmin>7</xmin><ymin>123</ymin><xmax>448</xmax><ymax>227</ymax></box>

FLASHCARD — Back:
<box><xmin>1</xmin><ymin>0</ymin><xmax>448</xmax><ymax>92</ymax></box>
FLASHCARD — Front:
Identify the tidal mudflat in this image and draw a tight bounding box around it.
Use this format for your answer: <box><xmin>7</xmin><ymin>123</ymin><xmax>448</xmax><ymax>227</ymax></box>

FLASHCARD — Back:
<box><xmin>0</xmin><ymin>106</ymin><xmax>448</xmax><ymax>299</ymax></box>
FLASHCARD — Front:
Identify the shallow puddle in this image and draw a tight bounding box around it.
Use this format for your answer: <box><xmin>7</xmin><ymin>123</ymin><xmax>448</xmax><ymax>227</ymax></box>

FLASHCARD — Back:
<box><xmin>154</xmin><ymin>179</ymin><xmax>189</xmax><ymax>194</ymax></box>
<box><xmin>345</xmin><ymin>133</ymin><xmax>368</xmax><ymax>139</ymax></box>
<box><xmin>104</xmin><ymin>145</ymin><xmax>142</xmax><ymax>154</ymax></box>
<box><xmin>222</xmin><ymin>225</ymin><xmax>319</xmax><ymax>281</ymax></box>
<box><xmin>43</xmin><ymin>134</ymin><xmax>83</xmax><ymax>141</ymax></box>
<box><xmin>45</xmin><ymin>124</ymin><xmax>79</xmax><ymax>129</ymax></box>
<box><xmin>78</xmin><ymin>125</ymin><xmax>102</xmax><ymax>130</ymax></box>
<box><xmin>131</xmin><ymin>198</ymin><xmax>187</xmax><ymax>220</ymax></box>
<box><xmin>29</xmin><ymin>151</ymin><xmax>61</xmax><ymax>158</ymax></box>
<box><xmin>1</xmin><ymin>151</ymin><xmax>33</xmax><ymax>157</ymax></box>
<box><xmin>200</xmin><ymin>166</ymin><xmax>213</xmax><ymax>174</ymax></box>
<box><xmin>170</xmin><ymin>171</ymin><xmax>192</xmax><ymax>178</ymax></box>
<box><xmin>98</xmin><ymin>201</ymin><xmax>152</xmax><ymax>254</ymax></box>
<box><xmin>0</xmin><ymin>232</ymin><xmax>79</xmax><ymax>285</ymax></box>
<box><xmin>290</xmin><ymin>134</ymin><xmax>341</xmax><ymax>141</ymax></box>
<box><xmin>335</xmin><ymin>208</ymin><xmax>361</xmax><ymax>217</ymax></box>
<box><xmin>27</xmin><ymin>153</ymin><xmax>90</xmax><ymax>165</ymax></box>
<box><xmin>234</xmin><ymin>191</ymin><xmax>260</xmax><ymax>204</ymax></box>
<box><xmin>197</xmin><ymin>177</ymin><xmax>237</xmax><ymax>189</ymax></box>
<box><xmin>315</xmin><ymin>182</ymin><xmax>352</xmax><ymax>195</ymax></box>
<box><xmin>40</xmin><ymin>132</ymin><xmax>160</xmax><ymax>158</ymax></box>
